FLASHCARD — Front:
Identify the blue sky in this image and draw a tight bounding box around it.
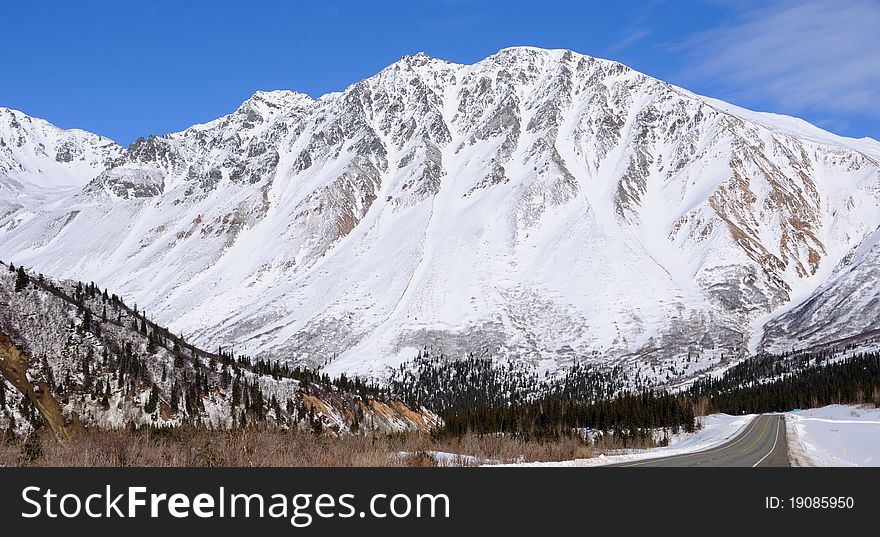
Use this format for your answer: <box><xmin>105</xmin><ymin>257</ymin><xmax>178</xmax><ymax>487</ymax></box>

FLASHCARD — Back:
<box><xmin>2</xmin><ymin>0</ymin><xmax>877</xmax><ymax>144</ymax></box>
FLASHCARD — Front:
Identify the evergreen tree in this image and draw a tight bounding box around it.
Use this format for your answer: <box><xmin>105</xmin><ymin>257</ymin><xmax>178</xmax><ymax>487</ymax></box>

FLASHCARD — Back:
<box><xmin>311</xmin><ymin>415</ymin><xmax>324</xmax><ymax>436</ymax></box>
<box><xmin>170</xmin><ymin>384</ymin><xmax>179</xmax><ymax>411</ymax></box>
<box><xmin>14</xmin><ymin>266</ymin><xmax>28</xmax><ymax>291</ymax></box>
<box><xmin>350</xmin><ymin>412</ymin><xmax>360</xmax><ymax>433</ymax></box>
<box><xmin>144</xmin><ymin>385</ymin><xmax>160</xmax><ymax>414</ymax></box>
<box><xmin>231</xmin><ymin>377</ymin><xmax>241</xmax><ymax>408</ymax></box>
<box><xmin>18</xmin><ymin>431</ymin><xmax>43</xmax><ymax>464</ymax></box>
<box><xmin>81</xmin><ymin>308</ymin><xmax>92</xmax><ymax>332</ymax></box>
<box><xmin>41</xmin><ymin>356</ymin><xmax>56</xmax><ymax>389</ymax></box>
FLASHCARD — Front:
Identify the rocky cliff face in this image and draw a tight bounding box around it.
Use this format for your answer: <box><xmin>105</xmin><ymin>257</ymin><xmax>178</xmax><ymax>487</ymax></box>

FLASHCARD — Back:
<box><xmin>1</xmin><ymin>47</ymin><xmax>878</xmax><ymax>383</ymax></box>
<box><xmin>760</xmin><ymin>225</ymin><xmax>880</xmax><ymax>353</ymax></box>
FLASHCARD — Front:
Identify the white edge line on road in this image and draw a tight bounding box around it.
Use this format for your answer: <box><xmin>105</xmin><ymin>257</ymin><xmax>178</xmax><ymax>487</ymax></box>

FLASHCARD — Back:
<box><xmin>752</xmin><ymin>416</ymin><xmax>782</xmax><ymax>467</ymax></box>
<box><xmin>619</xmin><ymin>415</ymin><xmax>762</xmax><ymax>467</ymax></box>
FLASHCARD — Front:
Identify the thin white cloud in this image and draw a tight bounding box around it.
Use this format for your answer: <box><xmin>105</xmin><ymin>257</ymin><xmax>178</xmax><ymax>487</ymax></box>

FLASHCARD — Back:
<box><xmin>607</xmin><ymin>26</ymin><xmax>651</xmax><ymax>54</ymax></box>
<box><xmin>680</xmin><ymin>0</ymin><xmax>880</xmax><ymax>118</ymax></box>
<box><xmin>604</xmin><ymin>1</ymin><xmax>665</xmax><ymax>55</ymax></box>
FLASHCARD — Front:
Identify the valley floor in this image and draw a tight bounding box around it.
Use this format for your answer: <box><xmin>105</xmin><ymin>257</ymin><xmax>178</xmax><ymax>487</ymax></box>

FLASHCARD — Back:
<box><xmin>2</xmin><ymin>405</ymin><xmax>877</xmax><ymax>467</ymax></box>
<box><xmin>786</xmin><ymin>404</ymin><xmax>880</xmax><ymax>467</ymax></box>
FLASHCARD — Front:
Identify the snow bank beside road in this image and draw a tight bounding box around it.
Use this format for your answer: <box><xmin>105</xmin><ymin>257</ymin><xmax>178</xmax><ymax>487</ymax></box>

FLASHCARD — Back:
<box><xmin>786</xmin><ymin>405</ymin><xmax>880</xmax><ymax>467</ymax></box>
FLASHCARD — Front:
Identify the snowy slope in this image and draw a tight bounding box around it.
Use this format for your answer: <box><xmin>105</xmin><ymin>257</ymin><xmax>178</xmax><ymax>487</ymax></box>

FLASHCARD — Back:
<box><xmin>1</xmin><ymin>47</ymin><xmax>879</xmax><ymax>381</ymax></box>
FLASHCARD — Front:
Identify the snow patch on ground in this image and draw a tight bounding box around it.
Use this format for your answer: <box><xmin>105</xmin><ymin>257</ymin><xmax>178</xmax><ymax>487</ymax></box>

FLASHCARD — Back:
<box><xmin>396</xmin><ymin>451</ymin><xmax>492</xmax><ymax>466</ymax></box>
<box><xmin>786</xmin><ymin>405</ymin><xmax>880</xmax><ymax>467</ymax></box>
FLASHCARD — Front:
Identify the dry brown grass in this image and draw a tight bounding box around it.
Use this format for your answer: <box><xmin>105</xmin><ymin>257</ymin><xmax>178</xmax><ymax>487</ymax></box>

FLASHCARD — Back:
<box><xmin>0</xmin><ymin>427</ymin><xmax>601</xmax><ymax>467</ymax></box>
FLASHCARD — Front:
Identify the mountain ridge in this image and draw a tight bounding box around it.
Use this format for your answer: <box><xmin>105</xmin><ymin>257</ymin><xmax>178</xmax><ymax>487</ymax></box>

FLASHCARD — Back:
<box><xmin>2</xmin><ymin>47</ymin><xmax>878</xmax><ymax>384</ymax></box>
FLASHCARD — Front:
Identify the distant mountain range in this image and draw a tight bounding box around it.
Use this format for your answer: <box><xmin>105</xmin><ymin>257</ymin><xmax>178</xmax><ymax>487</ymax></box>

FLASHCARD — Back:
<box><xmin>2</xmin><ymin>47</ymin><xmax>878</xmax><ymax>385</ymax></box>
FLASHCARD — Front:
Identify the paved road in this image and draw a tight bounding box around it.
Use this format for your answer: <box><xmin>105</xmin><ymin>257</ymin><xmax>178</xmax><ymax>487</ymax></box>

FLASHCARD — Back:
<box><xmin>614</xmin><ymin>414</ymin><xmax>790</xmax><ymax>467</ymax></box>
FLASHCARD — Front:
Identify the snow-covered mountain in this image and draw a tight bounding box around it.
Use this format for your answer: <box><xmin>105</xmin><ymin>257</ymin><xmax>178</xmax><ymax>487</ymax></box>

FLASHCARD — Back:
<box><xmin>0</xmin><ymin>107</ymin><xmax>121</xmax><ymax>202</ymax></box>
<box><xmin>2</xmin><ymin>47</ymin><xmax>879</xmax><ymax>382</ymax></box>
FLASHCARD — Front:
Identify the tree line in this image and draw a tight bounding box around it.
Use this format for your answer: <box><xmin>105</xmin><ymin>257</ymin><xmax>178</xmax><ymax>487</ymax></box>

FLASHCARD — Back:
<box><xmin>689</xmin><ymin>351</ymin><xmax>880</xmax><ymax>414</ymax></box>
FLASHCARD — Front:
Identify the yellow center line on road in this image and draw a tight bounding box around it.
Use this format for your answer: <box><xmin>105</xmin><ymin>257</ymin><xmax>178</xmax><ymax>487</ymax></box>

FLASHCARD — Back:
<box><xmin>741</xmin><ymin>416</ymin><xmax>770</xmax><ymax>454</ymax></box>
<box><xmin>752</xmin><ymin>418</ymin><xmax>783</xmax><ymax>467</ymax></box>
<box><xmin>618</xmin><ymin>414</ymin><xmax>764</xmax><ymax>467</ymax></box>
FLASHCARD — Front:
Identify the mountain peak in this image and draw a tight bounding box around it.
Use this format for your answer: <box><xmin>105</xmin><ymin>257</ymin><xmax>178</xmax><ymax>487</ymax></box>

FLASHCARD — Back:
<box><xmin>247</xmin><ymin>89</ymin><xmax>314</xmax><ymax>107</ymax></box>
<box><xmin>382</xmin><ymin>51</ymin><xmax>459</xmax><ymax>74</ymax></box>
<box><xmin>489</xmin><ymin>46</ymin><xmax>606</xmax><ymax>65</ymax></box>
<box><xmin>236</xmin><ymin>89</ymin><xmax>315</xmax><ymax>119</ymax></box>
<box><xmin>495</xmin><ymin>45</ymin><xmax>570</xmax><ymax>56</ymax></box>
<box><xmin>0</xmin><ymin>107</ymin><xmax>121</xmax><ymax>195</ymax></box>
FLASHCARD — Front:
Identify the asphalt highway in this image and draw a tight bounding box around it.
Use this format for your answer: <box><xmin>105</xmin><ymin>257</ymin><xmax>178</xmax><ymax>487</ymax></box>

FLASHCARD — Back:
<box><xmin>614</xmin><ymin>414</ymin><xmax>790</xmax><ymax>467</ymax></box>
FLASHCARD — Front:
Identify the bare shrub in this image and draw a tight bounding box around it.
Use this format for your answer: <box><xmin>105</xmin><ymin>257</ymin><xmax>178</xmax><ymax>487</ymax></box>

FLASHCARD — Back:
<box><xmin>400</xmin><ymin>451</ymin><xmax>439</xmax><ymax>467</ymax></box>
<box><xmin>17</xmin><ymin>430</ymin><xmax>44</xmax><ymax>465</ymax></box>
<box><xmin>0</xmin><ymin>425</ymin><xmax>604</xmax><ymax>467</ymax></box>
